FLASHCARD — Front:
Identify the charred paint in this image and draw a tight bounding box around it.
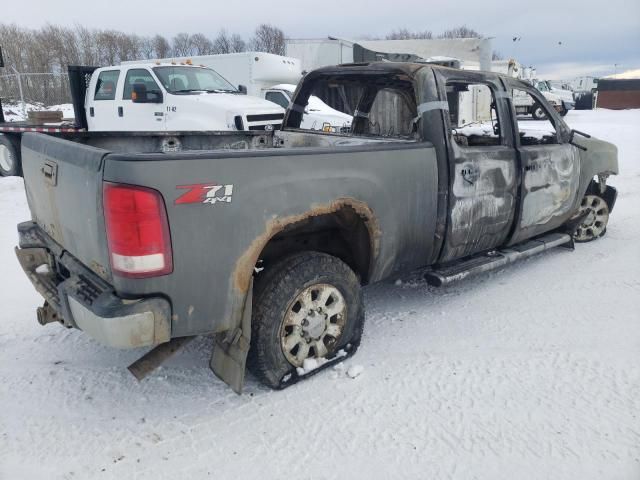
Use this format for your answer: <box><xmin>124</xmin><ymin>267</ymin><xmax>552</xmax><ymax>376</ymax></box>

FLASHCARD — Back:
<box><xmin>233</xmin><ymin>198</ymin><xmax>380</xmax><ymax>295</ymax></box>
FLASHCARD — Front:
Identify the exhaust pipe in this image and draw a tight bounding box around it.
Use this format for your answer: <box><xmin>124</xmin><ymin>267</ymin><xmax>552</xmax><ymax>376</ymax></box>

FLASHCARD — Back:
<box><xmin>36</xmin><ymin>302</ymin><xmax>60</xmax><ymax>326</ymax></box>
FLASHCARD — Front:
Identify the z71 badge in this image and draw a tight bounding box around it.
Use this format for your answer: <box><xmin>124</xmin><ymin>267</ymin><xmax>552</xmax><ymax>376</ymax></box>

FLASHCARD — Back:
<box><xmin>175</xmin><ymin>183</ymin><xmax>234</xmax><ymax>205</ymax></box>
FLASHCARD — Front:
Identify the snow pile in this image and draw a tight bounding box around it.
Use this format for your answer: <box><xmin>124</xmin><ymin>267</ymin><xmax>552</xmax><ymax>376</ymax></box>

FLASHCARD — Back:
<box><xmin>1</xmin><ymin>102</ymin><xmax>75</xmax><ymax>122</ymax></box>
<box><xmin>346</xmin><ymin>365</ymin><xmax>364</xmax><ymax>379</ymax></box>
<box><xmin>605</xmin><ymin>68</ymin><xmax>640</xmax><ymax>80</ymax></box>
<box><xmin>0</xmin><ymin>109</ymin><xmax>638</xmax><ymax>479</ymax></box>
<box><xmin>296</xmin><ymin>357</ymin><xmax>328</xmax><ymax>375</ymax></box>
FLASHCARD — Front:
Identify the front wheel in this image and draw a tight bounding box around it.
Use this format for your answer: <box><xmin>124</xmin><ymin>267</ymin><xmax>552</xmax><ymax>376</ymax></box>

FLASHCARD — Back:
<box><xmin>0</xmin><ymin>134</ymin><xmax>21</xmax><ymax>177</ymax></box>
<box><xmin>573</xmin><ymin>194</ymin><xmax>610</xmax><ymax>242</ymax></box>
<box><xmin>248</xmin><ymin>251</ymin><xmax>364</xmax><ymax>389</ymax></box>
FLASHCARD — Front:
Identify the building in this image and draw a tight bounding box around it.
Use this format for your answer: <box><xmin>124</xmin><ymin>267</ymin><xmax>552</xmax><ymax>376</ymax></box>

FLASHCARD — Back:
<box><xmin>596</xmin><ymin>79</ymin><xmax>640</xmax><ymax>109</ymax></box>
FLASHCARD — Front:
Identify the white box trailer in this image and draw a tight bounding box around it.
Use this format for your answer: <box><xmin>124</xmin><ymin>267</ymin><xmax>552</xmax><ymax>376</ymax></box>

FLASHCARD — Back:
<box><xmin>125</xmin><ymin>52</ymin><xmax>303</xmax><ymax>97</ymax></box>
<box><xmin>286</xmin><ymin>38</ymin><xmax>355</xmax><ymax>73</ymax></box>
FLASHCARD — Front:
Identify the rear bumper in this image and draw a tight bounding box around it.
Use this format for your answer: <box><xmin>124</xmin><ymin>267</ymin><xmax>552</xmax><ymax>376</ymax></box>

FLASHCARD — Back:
<box><xmin>15</xmin><ymin>221</ymin><xmax>171</xmax><ymax>348</ymax></box>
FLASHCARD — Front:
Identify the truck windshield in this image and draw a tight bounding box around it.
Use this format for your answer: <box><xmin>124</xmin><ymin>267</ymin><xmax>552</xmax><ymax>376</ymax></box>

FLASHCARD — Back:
<box><xmin>536</xmin><ymin>81</ymin><xmax>550</xmax><ymax>92</ymax></box>
<box><xmin>153</xmin><ymin>66</ymin><xmax>237</xmax><ymax>94</ymax></box>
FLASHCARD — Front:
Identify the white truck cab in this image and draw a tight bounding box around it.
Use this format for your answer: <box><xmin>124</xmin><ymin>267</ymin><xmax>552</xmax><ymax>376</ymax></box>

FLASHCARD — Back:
<box><xmin>534</xmin><ymin>80</ymin><xmax>575</xmax><ymax>115</ymax></box>
<box><xmin>85</xmin><ymin>63</ymin><xmax>284</xmax><ymax>132</ymax></box>
<box><xmin>262</xmin><ymin>84</ymin><xmax>352</xmax><ymax>133</ymax></box>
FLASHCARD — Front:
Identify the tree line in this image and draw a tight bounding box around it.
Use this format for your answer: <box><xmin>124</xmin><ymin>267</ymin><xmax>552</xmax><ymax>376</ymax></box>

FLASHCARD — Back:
<box><xmin>0</xmin><ymin>23</ymin><xmax>286</xmax><ymax>74</ymax></box>
<box><xmin>0</xmin><ymin>22</ymin><xmax>501</xmax><ymax>75</ymax></box>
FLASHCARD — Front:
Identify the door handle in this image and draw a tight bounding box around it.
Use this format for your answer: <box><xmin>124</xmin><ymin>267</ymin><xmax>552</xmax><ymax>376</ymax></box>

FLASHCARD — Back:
<box><xmin>89</xmin><ymin>107</ymin><xmax>94</xmax><ymax>117</ymax></box>
<box><xmin>41</xmin><ymin>161</ymin><xmax>58</xmax><ymax>186</ymax></box>
<box><xmin>118</xmin><ymin>106</ymin><xmax>123</xmax><ymax>117</ymax></box>
<box><xmin>461</xmin><ymin>164</ymin><xmax>479</xmax><ymax>185</ymax></box>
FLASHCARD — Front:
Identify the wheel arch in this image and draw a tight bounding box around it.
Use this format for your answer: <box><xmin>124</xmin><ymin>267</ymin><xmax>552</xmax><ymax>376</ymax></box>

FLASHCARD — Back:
<box><xmin>583</xmin><ymin>178</ymin><xmax>618</xmax><ymax>213</ymax></box>
<box><xmin>233</xmin><ymin>198</ymin><xmax>380</xmax><ymax>296</ymax></box>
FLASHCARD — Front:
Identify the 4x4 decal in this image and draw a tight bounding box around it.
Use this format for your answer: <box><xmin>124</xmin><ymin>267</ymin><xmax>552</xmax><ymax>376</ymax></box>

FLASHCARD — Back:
<box><xmin>175</xmin><ymin>183</ymin><xmax>234</xmax><ymax>205</ymax></box>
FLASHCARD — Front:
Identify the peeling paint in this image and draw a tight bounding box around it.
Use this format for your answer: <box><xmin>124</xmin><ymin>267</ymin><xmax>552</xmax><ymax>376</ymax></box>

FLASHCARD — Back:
<box><xmin>233</xmin><ymin>197</ymin><xmax>380</xmax><ymax>294</ymax></box>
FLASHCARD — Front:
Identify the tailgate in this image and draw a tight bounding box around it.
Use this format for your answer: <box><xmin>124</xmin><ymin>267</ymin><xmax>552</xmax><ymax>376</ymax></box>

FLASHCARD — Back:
<box><xmin>21</xmin><ymin>133</ymin><xmax>112</xmax><ymax>280</ymax></box>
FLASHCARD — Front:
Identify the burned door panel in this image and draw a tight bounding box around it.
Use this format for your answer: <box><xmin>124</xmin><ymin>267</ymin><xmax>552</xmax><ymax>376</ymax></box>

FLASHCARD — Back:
<box><xmin>441</xmin><ymin>145</ymin><xmax>517</xmax><ymax>261</ymax></box>
<box><xmin>506</xmin><ymin>84</ymin><xmax>582</xmax><ymax>245</ymax></box>
<box><xmin>433</xmin><ymin>71</ymin><xmax>519</xmax><ymax>263</ymax></box>
<box><xmin>509</xmin><ymin>144</ymin><xmax>580</xmax><ymax>244</ymax></box>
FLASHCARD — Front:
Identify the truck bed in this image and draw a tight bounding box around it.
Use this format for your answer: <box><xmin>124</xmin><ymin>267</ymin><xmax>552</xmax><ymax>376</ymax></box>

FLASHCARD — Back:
<box><xmin>20</xmin><ymin>129</ymin><xmax>436</xmax><ymax>341</ymax></box>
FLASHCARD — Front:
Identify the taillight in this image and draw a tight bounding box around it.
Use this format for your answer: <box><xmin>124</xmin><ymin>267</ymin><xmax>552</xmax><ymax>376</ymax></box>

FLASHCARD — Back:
<box><xmin>103</xmin><ymin>182</ymin><xmax>173</xmax><ymax>278</ymax></box>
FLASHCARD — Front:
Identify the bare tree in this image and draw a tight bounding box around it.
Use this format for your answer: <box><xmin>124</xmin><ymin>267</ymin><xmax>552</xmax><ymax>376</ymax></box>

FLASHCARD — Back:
<box><xmin>139</xmin><ymin>36</ymin><xmax>155</xmax><ymax>59</ymax></box>
<box><xmin>386</xmin><ymin>28</ymin><xmax>433</xmax><ymax>40</ymax></box>
<box><xmin>151</xmin><ymin>34</ymin><xmax>171</xmax><ymax>58</ymax></box>
<box><xmin>229</xmin><ymin>34</ymin><xmax>246</xmax><ymax>53</ymax></box>
<box><xmin>172</xmin><ymin>32</ymin><xmax>193</xmax><ymax>56</ymax></box>
<box><xmin>251</xmin><ymin>24</ymin><xmax>285</xmax><ymax>55</ymax></box>
<box><xmin>75</xmin><ymin>25</ymin><xmax>99</xmax><ymax>65</ymax></box>
<box><xmin>190</xmin><ymin>33</ymin><xmax>214</xmax><ymax>55</ymax></box>
<box><xmin>438</xmin><ymin>25</ymin><xmax>481</xmax><ymax>39</ymax></box>
<box><xmin>213</xmin><ymin>29</ymin><xmax>232</xmax><ymax>54</ymax></box>
<box><xmin>94</xmin><ymin>30</ymin><xmax>120</xmax><ymax>65</ymax></box>
<box><xmin>116</xmin><ymin>32</ymin><xmax>142</xmax><ymax>62</ymax></box>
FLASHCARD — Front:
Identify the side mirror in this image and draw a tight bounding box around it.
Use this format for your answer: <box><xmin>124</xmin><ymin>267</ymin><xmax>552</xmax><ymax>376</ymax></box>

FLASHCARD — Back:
<box><xmin>132</xmin><ymin>83</ymin><xmax>163</xmax><ymax>104</ymax></box>
<box><xmin>238</xmin><ymin>84</ymin><xmax>248</xmax><ymax>94</ymax></box>
<box><xmin>569</xmin><ymin>129</ymin><xmax>590</xmax><ymax>151</ymax></box>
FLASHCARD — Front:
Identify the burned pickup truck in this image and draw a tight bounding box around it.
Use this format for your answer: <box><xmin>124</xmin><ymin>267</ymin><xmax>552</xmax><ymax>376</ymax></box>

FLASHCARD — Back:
<box><xmin>15</xmin><ymin>62</ymin><xmax>618</xmax><ymax>392</ymax></box>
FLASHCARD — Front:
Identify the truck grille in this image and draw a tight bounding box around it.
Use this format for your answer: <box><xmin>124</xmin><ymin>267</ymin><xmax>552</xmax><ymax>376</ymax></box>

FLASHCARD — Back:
<box><xmin>246</xmin><ymin>113</ymin><xmax>284</xmax><ymax>122</ymax></box>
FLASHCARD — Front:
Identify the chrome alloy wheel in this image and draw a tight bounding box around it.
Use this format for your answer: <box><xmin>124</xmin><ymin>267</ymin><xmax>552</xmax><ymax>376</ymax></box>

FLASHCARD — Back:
<box><xmin>280</xmin><ymin>283</ymin><xmax>347</xmax><ymax>367</ymax></box>
<box><xmin>574</xmin><ymin>194</ymin><xmax>609</xmax><ymax>242</ymax></box>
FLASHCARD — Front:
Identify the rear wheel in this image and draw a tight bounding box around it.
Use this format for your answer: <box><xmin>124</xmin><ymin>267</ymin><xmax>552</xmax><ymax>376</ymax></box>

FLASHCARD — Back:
<box><xmin>574</xmin><ymin>194</ymin><xmax>609</xmax><ymax>242</ymax></box>
<box><xmin>248</xmin><ymin>251</ymin><xmax>364</xmax><ymax>389</ymax></box>
<box><xmin>0</xmin><ymin>134</ymin><xmax>21</xmax><ymax>177</ymax></box>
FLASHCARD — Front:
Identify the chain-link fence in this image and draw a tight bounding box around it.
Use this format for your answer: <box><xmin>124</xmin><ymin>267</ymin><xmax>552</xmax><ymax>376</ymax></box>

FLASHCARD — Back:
<box><xmin>0</xmin><ymin>71</ymin><xmax>72</xmax><ymax>109</ymax></box>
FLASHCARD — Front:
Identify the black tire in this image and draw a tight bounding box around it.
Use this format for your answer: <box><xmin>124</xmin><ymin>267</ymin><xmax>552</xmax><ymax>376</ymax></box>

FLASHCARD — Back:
<box><xmin>531</xmin><ymin>103</ymin><xmax>547</xmax><ymax>120</ymax></box>
<box><xmin>248</xmin><ymin>251</ymin><xmax>364</xmax><ymax>389</ymax></box>
<box><xmin>559</xmin><ymin>106</ymin><xmax>568</xmax><ymax>117</ymax></box>
<box><xmin>0</xmin><ymin>134</ymin><xmax>21</xmax><ymax>177</ymax></box>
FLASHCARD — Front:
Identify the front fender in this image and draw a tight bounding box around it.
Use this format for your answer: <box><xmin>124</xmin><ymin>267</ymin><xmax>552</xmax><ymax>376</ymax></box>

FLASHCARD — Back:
<box><xmin>575</xmin><ymin>135</ymin><xmax>619</xmax><ymax>198</ymax></box>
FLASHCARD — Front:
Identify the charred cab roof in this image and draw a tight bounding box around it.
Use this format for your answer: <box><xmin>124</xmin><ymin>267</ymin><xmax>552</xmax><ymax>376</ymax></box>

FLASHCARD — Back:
<box><xmin>306</xmin><ymin>61</ymin><xmax>514</xmax><ymax>86</ymax></box>
<box><xmin>307</xmin><ymin>62</ymin><xmax>427</xmax><ymax>79</ymax></box>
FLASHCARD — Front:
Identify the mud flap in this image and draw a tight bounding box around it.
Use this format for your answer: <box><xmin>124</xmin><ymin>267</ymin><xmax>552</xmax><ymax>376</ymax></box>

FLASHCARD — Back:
<box><xmin>210</xmin><ymin>279</ymin><xmax>253</xmax><ymax>394</ymax></box>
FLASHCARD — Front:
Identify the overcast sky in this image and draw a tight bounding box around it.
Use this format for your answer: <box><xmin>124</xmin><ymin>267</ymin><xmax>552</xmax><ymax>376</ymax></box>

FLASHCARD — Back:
<box><xmin>4</xmin><ymin>0</ymin><xmax>639</xmax><ymax>79</ymax></box>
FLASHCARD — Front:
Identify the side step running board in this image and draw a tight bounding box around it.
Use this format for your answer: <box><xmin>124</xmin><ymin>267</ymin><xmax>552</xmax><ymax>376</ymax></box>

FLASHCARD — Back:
<box><xmin>424</xmin><ymin>232</ymin><xmax>573</xmax><ymax>287</ymax></box>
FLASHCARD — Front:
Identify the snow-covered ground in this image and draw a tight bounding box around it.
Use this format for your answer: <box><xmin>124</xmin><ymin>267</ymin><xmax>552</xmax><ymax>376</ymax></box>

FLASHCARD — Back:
<box><xmin>1</xmin><ymin>109</ymin><xmax>639</xmax><ymax>480</ymax></box>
